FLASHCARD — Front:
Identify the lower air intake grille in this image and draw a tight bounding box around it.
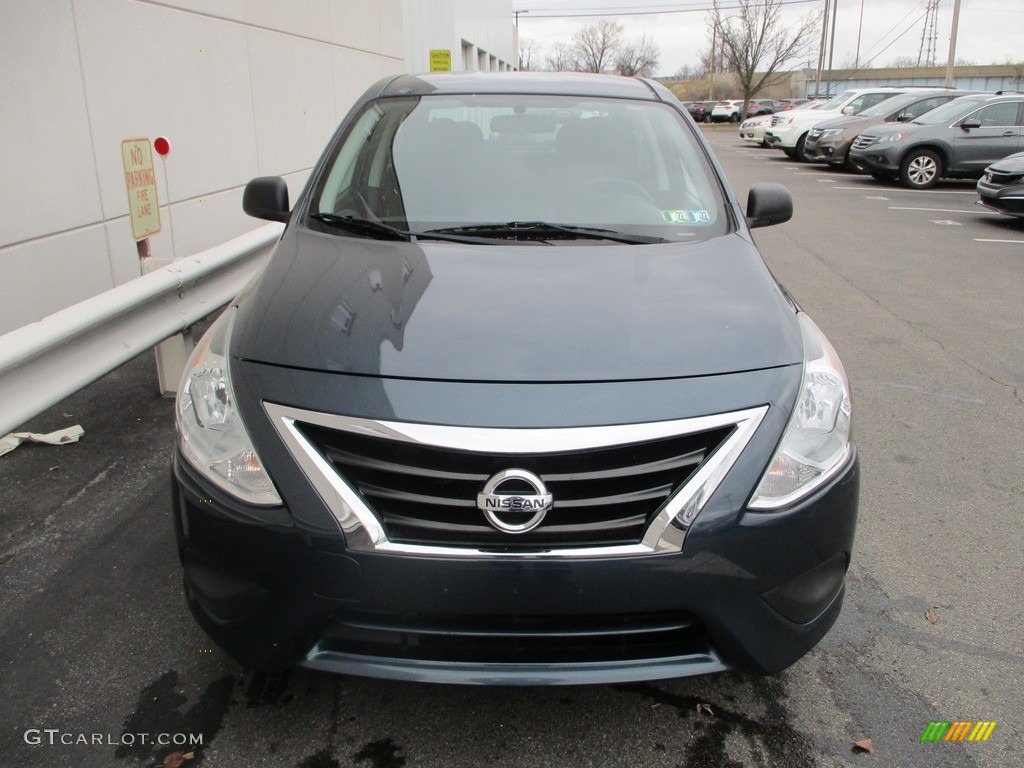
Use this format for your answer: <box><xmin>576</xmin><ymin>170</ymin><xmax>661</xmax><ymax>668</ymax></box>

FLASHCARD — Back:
<box><xmin>315</xmin><ymin>609</ymin><xmax>711</xmax><ymax>665</ymax></box>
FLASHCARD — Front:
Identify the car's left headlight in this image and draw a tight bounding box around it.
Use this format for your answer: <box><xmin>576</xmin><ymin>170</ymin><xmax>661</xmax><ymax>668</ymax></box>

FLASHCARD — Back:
<box><xmin>749</xmin><ymin>313</ymin><xmax>852</xmax><ymax>509</ymax></box>
<box><xmin>177</xmin><ymin>308</ymin><xmax>282</xmax><ymax>505</ymax></box>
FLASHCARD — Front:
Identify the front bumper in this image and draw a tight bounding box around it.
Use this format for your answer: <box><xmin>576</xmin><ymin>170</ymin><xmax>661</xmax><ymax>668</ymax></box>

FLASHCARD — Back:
<box><xmin>172</xmin><ymin>441</ymin><xmax>859</xmax><ymax>684</ymax></box>
<box><xmin>764</xmin><ymin>127</ymin><xmax>798</xmax><ymax>150</ymax></box>
<box><xmin>848</xmin><ymin>145</ymin><xmax>901</xmax><ymax>177</ymax></box>
<box><xmin>976</xmin><ymin>179</ymin><xmax>1024</xmax><ymax>218</ymax></box>
<box><xmin>803</xmin><ymin>137</ymin><xmax>849</xmax><ymax>164</ymax></box>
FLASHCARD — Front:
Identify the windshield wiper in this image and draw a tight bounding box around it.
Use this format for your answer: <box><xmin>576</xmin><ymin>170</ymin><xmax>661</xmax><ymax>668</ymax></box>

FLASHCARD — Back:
<box><xmin>425</xmin><ymin>221</ymin><xmax>667</xmax><ymax>245</ymax></box>
<box><xmin>309</xmin><ymin>213</ymin><xmax>495</xmax><ymax>245</ymax></box>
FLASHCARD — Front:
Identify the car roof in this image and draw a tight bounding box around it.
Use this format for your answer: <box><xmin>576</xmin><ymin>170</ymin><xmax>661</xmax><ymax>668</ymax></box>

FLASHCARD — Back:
<box><xmin>377</xmin><ymin>72</ymin><xmax>661</xmax><ymax>100</ymax></box>
<box><xmin>949</xmin><ymin>92</ymin><xmax>1023</xmax><ymax>108</ymax></box>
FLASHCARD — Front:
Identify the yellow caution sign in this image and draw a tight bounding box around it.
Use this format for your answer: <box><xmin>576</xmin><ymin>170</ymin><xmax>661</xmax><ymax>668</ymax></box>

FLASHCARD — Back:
<box><xmin>430</xmin><ymin>49</ymin><xmax>452</xmax><ymax>72</ymax></box>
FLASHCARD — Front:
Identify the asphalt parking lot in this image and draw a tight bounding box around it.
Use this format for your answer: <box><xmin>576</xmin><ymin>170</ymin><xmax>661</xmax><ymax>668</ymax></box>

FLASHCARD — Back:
<box><xmin>1</xmin><ymin>126</ymin><xmax>1021</xmax><ymax>768</ymax></box>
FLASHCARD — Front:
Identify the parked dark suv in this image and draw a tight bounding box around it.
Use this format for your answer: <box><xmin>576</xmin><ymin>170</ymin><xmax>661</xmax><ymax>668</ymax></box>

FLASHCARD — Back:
<box><xmin>849</xmin><ymin>92</ymin><xmax>1024</xmax><ymax>189</ymax></box>
<box><xmin>173</xmin><ymin>72</ymin><xmax>859</xmax><ymax>685</ymax></box>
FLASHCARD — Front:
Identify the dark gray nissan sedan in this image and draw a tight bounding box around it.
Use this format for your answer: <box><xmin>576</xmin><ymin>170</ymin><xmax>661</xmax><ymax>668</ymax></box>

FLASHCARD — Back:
<box><xmin>172</xmin><ymin>72</ymin><xmax>859</xmax><ymax>685</ymax></box>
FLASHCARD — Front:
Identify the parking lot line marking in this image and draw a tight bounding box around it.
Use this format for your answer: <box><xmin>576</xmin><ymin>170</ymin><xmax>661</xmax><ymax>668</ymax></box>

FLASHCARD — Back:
<box><xmin>834</xmin><ymin>186</ymin><xmax>975</xmax><ymax>195</ymax></box>
<box><xmin>864</xmin><ymin>195</ymin><xmax>889</xmax><ymax>200</ymax></box>
<box><xmin>889</xmin><ymin>189</ymin><xmax>976</xmax><ymax>195</ymax></box>
<box><xmin>888</xmin><ymin>206</ymin><xmax>999</xmax><ymax>215</ymax></box>
<box><xmin>974</xmin><ymin>238</ymin><xmax>1024</xmax><ymax>244</ymax></box>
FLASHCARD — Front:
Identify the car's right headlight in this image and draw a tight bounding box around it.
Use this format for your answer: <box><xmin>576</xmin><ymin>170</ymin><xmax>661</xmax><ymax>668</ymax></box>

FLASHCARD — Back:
<box><xmin>817</xmin><ymin>128</ymin><xmax>844</xmax><ymax>139</ymax></box>
<box><xmin>749</xmin><ymin>313</ymin><xmax>852</xmax><ymax>509</ymax></box>
<box><xmin>177</xmin><ymin>308</ymin><xmax>282</xmax><ymax>505</ymax></box>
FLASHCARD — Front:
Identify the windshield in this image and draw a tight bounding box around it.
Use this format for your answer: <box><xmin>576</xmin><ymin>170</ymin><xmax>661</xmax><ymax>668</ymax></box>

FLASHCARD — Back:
<box><xmin>819</xmin><ymin>91</ymin><xmax>857</xmax><ymax>111</ymax></box>
<box><xmin>311</xmin><ymin>94</ymin><xmax>727</xmax><ymax>242</ymax></box>
<box><xmin>858</xmin><ymin>93</ymin><xmax>922</xmax><ymax>118</ymax></box>
<box><xmin>912</xmin><ymin>96</ymin><xmax>990</xmax><ymax>125</ymax></box>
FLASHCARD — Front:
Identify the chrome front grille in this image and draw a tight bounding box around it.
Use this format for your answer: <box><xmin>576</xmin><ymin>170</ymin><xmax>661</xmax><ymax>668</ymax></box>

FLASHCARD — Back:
<box><xmin>266</xmin><ymin>403</ymin><xmax>767</xmax><ymax>558</ymax></box>
<box><xmin>852</xmin><ymin>134</ymin><xmax>877</xmax><ymax>150</ymax></box>
<box><xmin>299</xmin><ymin>422</ymin><xmax>729</xmax><ymax>549</ymax></box>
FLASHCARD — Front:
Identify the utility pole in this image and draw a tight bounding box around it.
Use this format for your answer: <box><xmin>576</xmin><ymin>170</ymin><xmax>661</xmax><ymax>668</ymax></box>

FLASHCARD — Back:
<box><xmin>708</xmin><ymin>21</ymin><xmax>716</xmax><ymax>101</ymax></box>
<box><xmin>945</xmin><ymin>0</ymin><xmax>961</xmax><ymax>87</ymax></box>
<box><xmin>825</xmin><ymin>0</ymin><xmax>838</xmax><ymax>98</ymax></box>
<box><xmin>814</xmin><ymin>0</ymin><xmax>830</xmax><ymax>97</ymax></box>
<box><xmin>854</xmin><ymin>0</ymin><xmax>865</xmax><ymax>69</ymax></box>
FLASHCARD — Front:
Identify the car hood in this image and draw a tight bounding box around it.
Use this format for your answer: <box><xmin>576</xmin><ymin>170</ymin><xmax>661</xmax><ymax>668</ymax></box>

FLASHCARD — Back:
<box><xmin>986</xmin><ymin>151</ymin><xmax>1024</xmax><ymax>172</ymax></box>
<box><xmin>232</xmin><ymin>227</ymin><xmax>802</xmax><ymax>383</ymax></box>
<box><xmin>862</xmin><ymin>122</ymin><xmax>924</xmax><ymax>139</ymax></box>
<box><xmin>813</xmin><ymin>114</ymin><xmax>881</xmax><ymax>131</ymax></box>
<box><xmin>788</xmin><ymin>108</ymin><xmax>843</xmax><ymax>124</ymax></box>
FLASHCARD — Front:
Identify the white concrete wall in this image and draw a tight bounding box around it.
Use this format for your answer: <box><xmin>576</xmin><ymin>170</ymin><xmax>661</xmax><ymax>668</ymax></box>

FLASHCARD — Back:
<box><xmin>403</xmin><ymin>0</ymin><xmax>514</xmax><ymax>73</ymax></box>
<box><xmin>0</xmin><ymin>0</ymin><xmax>405</xmax><ymax>335</ymax></box>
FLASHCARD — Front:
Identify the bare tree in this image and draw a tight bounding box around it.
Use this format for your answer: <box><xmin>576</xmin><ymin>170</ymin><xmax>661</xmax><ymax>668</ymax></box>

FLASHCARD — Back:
<box><xmin>888</xmin><ymin>56</ymin><xmax>917</xmax><ymax>69</ymax></box>
<box><xmin>673</xmin><ymin>64</ymin><xmax>702</xmax><ymax>80</ymax></box>
<box><xmin>616</xmin><ymin>35</ymin><xmax>661</xmax><ymax>77</ymax></box>
<box><xmin>545</xmin><ymin>43</ymin><xmax>577</xmax><ymax>72</ymax></box>
<box><xmin>519</xmin><ymin>37</ymin><xmax>540</xmax><ymax>71</ymax></box>
<box><xmin>571</xmin><ymin>20</ymin><xmax>624</xmax><ymax>73</ymax></box>
<box><xmin>709</xmin><ymin>0</ymin><xmax>820</xmax><ymax>117</ymax></box>
<box><xmin>697</xmin><ymin>45</ymin><xmax>724</xmax><ymax>79</ymax></box>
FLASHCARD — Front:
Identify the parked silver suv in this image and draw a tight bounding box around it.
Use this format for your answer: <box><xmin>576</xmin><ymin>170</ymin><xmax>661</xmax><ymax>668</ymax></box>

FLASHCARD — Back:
<box><xmin>849</xmin><ymin>93</ymin><xmax>1024</xmax><ymax>189</ymax></box>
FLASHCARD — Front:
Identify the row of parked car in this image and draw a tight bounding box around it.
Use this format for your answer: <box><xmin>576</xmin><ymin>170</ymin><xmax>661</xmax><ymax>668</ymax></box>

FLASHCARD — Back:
<box><xmin>683</xmin><ymin>98</ymin><xmax>809</xmax><ymax>123</ymax></box>
<box><xmin>734</xmin><ymin>86</ymin><xmax>1024</xmax><ymax>217</ymax></box>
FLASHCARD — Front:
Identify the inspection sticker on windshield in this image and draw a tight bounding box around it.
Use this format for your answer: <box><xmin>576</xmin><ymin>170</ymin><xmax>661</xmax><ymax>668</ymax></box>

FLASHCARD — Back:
<box><xmin>662</xmin><ymin>209</ymin><xmax>712</xmax><ymax>224</ymax></box>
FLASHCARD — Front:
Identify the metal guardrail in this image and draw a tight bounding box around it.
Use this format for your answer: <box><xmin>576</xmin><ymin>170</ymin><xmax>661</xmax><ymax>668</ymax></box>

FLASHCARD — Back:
<box><xmin>0</xmin><ymin>223</ymin><xmax>283</xmax><ymax>436</ymax></box>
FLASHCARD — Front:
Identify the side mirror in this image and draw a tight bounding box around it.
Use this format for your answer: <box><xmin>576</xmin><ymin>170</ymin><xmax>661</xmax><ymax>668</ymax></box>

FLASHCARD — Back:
<box><xmin>896</xmin><ymin>112</ymin><xmax>912</xmax><ymax>122</ymax></box>
<box><xmin>841</xmin><ymin>106</ymin><xmax>856</xmax><ymax>115</ymax></box>
<box><xmin>960</xmin><ymin>118</ymin><xmax>981</xmax><ymax>130</ymax></box>
<box><xmin>746</xmin><ymin>183</ymin><xmax>793</xmax><ymax>229</ymax></box>
<box><xmin>243</xmin><ymin>177</ymin><xmax>290</xmax><ymax>223</ymax></box>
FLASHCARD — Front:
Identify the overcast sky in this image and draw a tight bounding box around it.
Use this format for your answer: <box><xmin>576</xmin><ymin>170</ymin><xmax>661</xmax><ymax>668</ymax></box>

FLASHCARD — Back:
<box><xmin>515</xmin><ymin>0</ymin><xmax>1024</xmax><ymax>76</ymax></box>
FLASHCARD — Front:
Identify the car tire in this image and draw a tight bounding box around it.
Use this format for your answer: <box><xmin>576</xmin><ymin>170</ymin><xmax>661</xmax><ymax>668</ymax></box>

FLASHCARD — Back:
<box><xmin>870</xmin><ymin>172</ymin><xmax>890</xmax><ymax>182</ymax></box>
<box><xmin>783</xmin><ymin>148</ymin><xmax>797</xmax><ymax>158</ymax></box>
<box><xmin>730</xmin><ymin>113</ymin><xmax>739</xmax><ymax>123</ymax></box>
<box><xmin>794</xmin><ymin>133</ymin><xmax>809</xmax><ymax>162</ymax></box>
<box><xmin>900</xmin><ymin>149</ymin><xmax>943</xmax><ymax>190</ymax></box>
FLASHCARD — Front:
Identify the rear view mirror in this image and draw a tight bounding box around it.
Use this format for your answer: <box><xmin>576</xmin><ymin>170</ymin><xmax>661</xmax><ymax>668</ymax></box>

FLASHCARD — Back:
<box><xmin>243</xmin><ymin>177</ymin><xmax>290</xmax><ymax>223</ymax></box>
<box><xmin>746</xmin><ymin>183</ymin><xmax>793</xmax><ymax>229</ymax></box>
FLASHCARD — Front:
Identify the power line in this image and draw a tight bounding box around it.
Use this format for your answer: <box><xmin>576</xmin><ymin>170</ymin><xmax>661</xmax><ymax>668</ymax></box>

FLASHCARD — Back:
<box><xmin>520</xmin><ymin>0</ymin><xmax>821</xmax><ymax>19</ymax></box>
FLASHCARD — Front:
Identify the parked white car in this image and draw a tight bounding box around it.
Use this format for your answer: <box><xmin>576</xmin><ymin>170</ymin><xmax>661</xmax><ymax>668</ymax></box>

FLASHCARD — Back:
<box><xmin>739</xmin><ymin>114</ymin><xmax>773</xmax><ymax>145</ymax></box>
<box><xmin>741</xmin><ymin>102</ymin><xmax>825</xmax><ymax>147</ymax></box>
<box><xmin>711</xmin><ymin>100</ymin><xmax>743</xmax><ymax>123</ymax></box>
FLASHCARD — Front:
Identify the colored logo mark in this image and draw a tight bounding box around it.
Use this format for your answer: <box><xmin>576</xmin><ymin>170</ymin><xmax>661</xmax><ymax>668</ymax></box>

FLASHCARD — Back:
<box><xmin>921</xmin><ymin>721</ymin><xmax>997</xmax><ymax>742</ymax></box>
